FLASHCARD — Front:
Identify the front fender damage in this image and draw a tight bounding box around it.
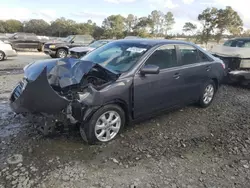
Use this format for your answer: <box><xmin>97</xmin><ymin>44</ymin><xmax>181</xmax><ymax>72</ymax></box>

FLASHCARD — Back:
<box><xmin>9</xmin><ymin>61</ymin><xmax>117</xmax><ymax>138</ymax></box>
<box><xmin>10</xmin><ymin>67</ymin><xmax>70</xmax><ymax>114</ymax></box>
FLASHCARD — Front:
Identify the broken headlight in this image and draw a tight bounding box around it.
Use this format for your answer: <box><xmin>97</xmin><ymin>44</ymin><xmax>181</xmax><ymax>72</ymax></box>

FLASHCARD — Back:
<box><xmin>240</xmin><ymin>59</ymin><xmax>250</xmax><ymax>68</ymax></box>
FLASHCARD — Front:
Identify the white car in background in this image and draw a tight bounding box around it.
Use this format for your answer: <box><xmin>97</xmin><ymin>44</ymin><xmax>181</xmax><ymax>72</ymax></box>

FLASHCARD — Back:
<box><xmin>0</xmin><ymin>40</ymin><xmax>17</xmax><ymax>61</ymax></box>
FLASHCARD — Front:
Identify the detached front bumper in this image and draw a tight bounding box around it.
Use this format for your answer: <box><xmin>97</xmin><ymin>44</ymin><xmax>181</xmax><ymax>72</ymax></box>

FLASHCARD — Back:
<box><xmin>228</xmin><ymin>70</ymin><xmax>250</xmax><ymax>85</ymax></box>
<box><xmin>9</xmin><ymin>68</ymin><xmax>70</xmax><ymax>114</ymax></box>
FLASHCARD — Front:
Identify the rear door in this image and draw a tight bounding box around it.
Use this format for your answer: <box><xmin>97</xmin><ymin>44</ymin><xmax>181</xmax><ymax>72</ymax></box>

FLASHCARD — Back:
<box><xmin>133</xmin><ymin>44</ymin><xmax>185</xmax><ymax>118</ymax></box>
<box><xmin>25</xmin><ymin>34</ymin><xmax>39</xmax><ymax>49</ymax></box>
<box><xmin>176</xmin><ymin>44</ymin><xmax>214</xmax><ymax>102</ymax></box>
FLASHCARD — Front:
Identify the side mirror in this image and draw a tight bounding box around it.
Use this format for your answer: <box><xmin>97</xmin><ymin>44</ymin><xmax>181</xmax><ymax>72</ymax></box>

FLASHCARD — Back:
<box><xmin>140</xmin><ymin>64</ymin><xmax>160</xmax><ymax>75</ymax></box>
<box><xmin>71</xmin><ymin>40</ymin><xmax>74</xmax><ymax>44</ymax></box>
<box><xmin>14</xmin><ymin>36</ymin><xmax>18</xmax><ymax>39</ymax></box>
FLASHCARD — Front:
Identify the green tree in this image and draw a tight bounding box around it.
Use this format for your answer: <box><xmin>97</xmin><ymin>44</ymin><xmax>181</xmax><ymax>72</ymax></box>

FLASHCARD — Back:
<box><xmin>125</xmin><ymin>14</ymin><xmax>138</xmax><ymax>32</ymax></box>
<box><xmin>198</xmin><ymin>7</ymin><xmax>218</xmax><ymax>45</ymax></box>
<box><xmin>133</xmin><ymin>17</ymin><xmax>152</xmax><ymax>37</ymax></box>
<box><xmin>149</xmin><ymin>10</ymin><xmax>164</xmax><ymax>35</ymax></box>
<box><xmin>23</xmin><ymin>19</ymin><xmax>50</xmax><ymax>35</ymax></box>
<box><xmin>76</xmin><ymin>21</ymin><xmax>97</xmax><ymax>35</ymax></box>
<box><xmin>4</xmin><ymin>19</ymin><xmax>23</xmax><ymax>33</ymax></box>
<box><xmin>102</xmin><ymin>15</ymin><xmax>125</xmax><ymax>38</ymax></box>
<box><xmin>50</xmin><ymin>17</ymin><xmax>77</xmax><ymax>36</ymax></box>
<box><xmin>183</xmin><ymin>22</ymin><xmax>197</xmax><ymax>35</ymax></box>
<box><xmin>164</xmin><ymin>12</ymin><xmax>175</xmax><ymax>35</ymax></box>
<box><xmin>0</xmin><ymin>20</ymin><xmax>6</xmax><ymax>33</ymax></box>
<box><xmin>92</xmin><ymin>26</ymin><xmax>105</xmax><ymax>39</ymax></box>
<box><xmin>242</xmin><ymin>29</ymin><xmax>250</xmax><ymax>37</ymax></box>
<box><xmin>215</xmin><ymin>6</ymin><xmax>243</xmax><ymax>43</ymax></box>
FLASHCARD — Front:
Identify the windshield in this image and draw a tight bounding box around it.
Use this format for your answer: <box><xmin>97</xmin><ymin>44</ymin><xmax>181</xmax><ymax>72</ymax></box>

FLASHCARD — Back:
<box><xmin>81</xmin><ymin>41</ymin><xmax>151</xmax><ymax>73</ymax></box>
<box><xmin>223</xmin><ymin>40</ymin><xmax>234</xmax><ymax>46</ymax></box>
<box><xmin>89</xmin><ymin>41</ymin><xmax>109</xmax><ymax>48</ymax></box>
<box><xmin>63</xmin><ymin>35</ymin><xmax>74</xmax><ymax>43</ymax></box>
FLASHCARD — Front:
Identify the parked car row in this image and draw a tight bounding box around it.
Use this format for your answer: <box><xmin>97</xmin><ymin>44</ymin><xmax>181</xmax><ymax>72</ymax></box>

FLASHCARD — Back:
<box><xmin>43</xmin><ymin>35</ymin><xmax>140</xmax><ymax>59</ymax></box>
<box><xmin>43</xmin><ymin>35</ymin><xmax>94</xmax><ymax>58</ymax></box>
<box><xmin>9</xmin><ymin>39</ymin><xmax>225</xmax><ymax>144</ymax></box>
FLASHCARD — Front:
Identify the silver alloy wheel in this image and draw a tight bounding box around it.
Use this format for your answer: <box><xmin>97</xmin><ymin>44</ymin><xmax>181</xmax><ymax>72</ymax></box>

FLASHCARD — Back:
<box><xmin>58</xmin><ymin>50</ymin><xmax>66</xmax><ymax>58</ymax></box>
<box><xmin>95</xmin><ymin>111</ymin><xmax>121</xmax><ymax>142</ymax></box>
<box><xmin>203</xmin><ymin>84</ymin><xmax>214</xmax><ymax>104</ymax></box>
<box><xmin>0</xmin><ymin>52</ymin><xmax>4</xmax><ymax>60</ymax></box>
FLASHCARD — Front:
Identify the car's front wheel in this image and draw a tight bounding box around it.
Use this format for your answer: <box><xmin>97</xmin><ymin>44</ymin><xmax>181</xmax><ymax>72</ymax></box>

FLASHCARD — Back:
<box><xmin>199</xmin><ymin>80</ymin><xmax>216</xmax><ymax>108</ymax></box>
<box><xmin>0</xmin><ymin>51</ymin><xmax>5</xmax><ymax>61</ymax></box>
<box><xmin>56</xmin><ymin>49</ymin><xmax>67</xmax><ymax>58</ymax></box>
<box><xmin>80</xmin><ymin>104</ymin><xmax>125</xmax><ymax>144</ymax></box>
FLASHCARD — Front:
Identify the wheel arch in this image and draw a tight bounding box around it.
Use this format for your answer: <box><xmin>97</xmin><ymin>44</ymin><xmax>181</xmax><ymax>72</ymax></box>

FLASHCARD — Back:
<box><xmin>211</xmin><ymin>77</ymin><xmax>219</xmax><ymax>90</ymax></box>
<box><xmin>0</xmin><ymin>50</ymin><xmax>6</xmax><ymax>60</ymax></box>
<box><xmin>82</xmin><ymin>99</ymin><xmax>131</xmax><ymax>126</ymax></box>
<box><xmin>56</xmin><ymin>47</ymin><xmax>69</xmax><ymax>52</ymax></box>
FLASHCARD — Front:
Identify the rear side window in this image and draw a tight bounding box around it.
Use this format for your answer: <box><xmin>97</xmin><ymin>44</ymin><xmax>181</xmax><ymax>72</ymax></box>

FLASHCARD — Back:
<box><xmin>179</xmin><ymin>44</ymin><xmax>212</xmax><ymax>65</ymax></box>
<box><xmin>145</xmin><ymin>45</ymin><xmax>177</xmax><ymax>69</ymax></box>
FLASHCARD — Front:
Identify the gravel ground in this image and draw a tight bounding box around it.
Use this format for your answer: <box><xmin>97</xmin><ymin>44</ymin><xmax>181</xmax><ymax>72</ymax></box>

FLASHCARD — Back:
<box><xmin>0</xmin><ymin>52</ymin><xmax>250</xmax><ymax>188</ymax></box>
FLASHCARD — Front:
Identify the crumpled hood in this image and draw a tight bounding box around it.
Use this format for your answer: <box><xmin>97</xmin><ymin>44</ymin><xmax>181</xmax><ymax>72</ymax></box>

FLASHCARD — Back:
<box><xmin>10</xmin><ymin>58</ymin><xmax>119</xmax><ymax>114</ymax></box>
<box><xmin>24</xmin><ymin>58</ymin><xmax>118</xmax><ymax>89</ymax></box>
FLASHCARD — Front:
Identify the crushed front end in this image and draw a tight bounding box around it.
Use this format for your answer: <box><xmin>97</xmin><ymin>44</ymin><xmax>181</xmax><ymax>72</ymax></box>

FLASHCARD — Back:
<box><xmin>9</xmin><ymin>58</ymin><xmax>119</xmax><ymax>136</ymax></box>
<box><xmin>210</xmin><ymin>45</ymin><xmax>250</xmax><ymax>86</ymax></box>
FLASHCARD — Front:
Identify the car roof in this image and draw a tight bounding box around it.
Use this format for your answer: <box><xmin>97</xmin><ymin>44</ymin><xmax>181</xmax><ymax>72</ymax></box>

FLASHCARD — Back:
<box><xmin>114</xmin><ymin>39</ymin><xmax>195</xmax><ymax>47</ymax></box>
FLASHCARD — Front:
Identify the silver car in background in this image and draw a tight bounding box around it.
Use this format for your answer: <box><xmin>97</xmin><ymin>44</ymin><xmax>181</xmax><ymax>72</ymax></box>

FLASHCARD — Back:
<box><xmin>0</xmin><ymin>40</ymin><xmax>17</xmax><ymax>61</ymax></box>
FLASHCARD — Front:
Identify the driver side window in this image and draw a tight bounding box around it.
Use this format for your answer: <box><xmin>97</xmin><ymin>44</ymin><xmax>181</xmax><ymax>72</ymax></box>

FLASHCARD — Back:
<box><xmin>145</xmin><ymin>45</ymin><xmax>177</xmax><ymax>69</ymax></box>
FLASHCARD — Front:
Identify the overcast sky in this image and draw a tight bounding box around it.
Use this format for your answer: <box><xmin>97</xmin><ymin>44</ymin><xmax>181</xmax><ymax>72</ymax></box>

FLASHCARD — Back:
<box><xmin>0</xmin><ymin>0</ymin><xmax>249</xmax><ymax>33</ymax></box>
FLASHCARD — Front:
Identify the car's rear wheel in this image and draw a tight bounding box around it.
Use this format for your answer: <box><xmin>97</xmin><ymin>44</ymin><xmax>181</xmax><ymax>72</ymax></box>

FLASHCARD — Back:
<box><xmin>199</xmin><ymin>80</ymin><xmax>216</xmax><ymax>108</ymax></box>
<box><xmin>56</xmin><ymin>49</ymin><xmax>67</xmax><ymax>58</ymax></box>
<box><xmin>0</xmin><ymin>51</ymin><xmax>5</xmax><ymax>61</ymax></box>
<box><xmin>80</xmin><ymin>104</ymin><xmax>125</xmax><ymax>144</ymax></box>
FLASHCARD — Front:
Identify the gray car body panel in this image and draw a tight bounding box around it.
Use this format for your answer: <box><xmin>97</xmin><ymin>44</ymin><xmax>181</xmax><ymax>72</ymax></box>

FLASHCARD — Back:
<box><xmin>10</xmin><ymin>39</ymin><xmax>225</xmax><ymax>124</ymax></box>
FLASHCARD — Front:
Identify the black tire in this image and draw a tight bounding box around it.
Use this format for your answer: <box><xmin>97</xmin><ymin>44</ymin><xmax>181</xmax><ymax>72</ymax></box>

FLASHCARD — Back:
<box><xmin>56</xmin><ymin>48</ymin><xmax>67</xmax><ymax>58</ymax></box>
<box><xmin>50</xmin><ymin>54</ymin><xmax>56</xmax><ymax>58</ymax></box>
<box><xmin>198</xmin><ymin>80</ymin><xmax>216</xmax><ymax>108</ymax></box>
<box><xmin>37</xmin><ymin>43</ymin><xmax>44</xmax><ymax>52</ymax></box>
<box><xmin>0</xmin><ymin>51</ymin><xmax>5</xmax><ymax>61</ymax></box>
<box><xmin>80</xmin><ymin>104</ymin><xmax>125</xmax><ymax>144</ymax></box>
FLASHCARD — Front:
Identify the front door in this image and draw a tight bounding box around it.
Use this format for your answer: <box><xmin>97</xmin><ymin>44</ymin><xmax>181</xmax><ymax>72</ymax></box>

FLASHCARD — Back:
<box><xmin>133</xmin><ymin>44</ymin><xmax>184</xmax><ymax>118</ymax></box>
<box><xmin>25</xmin><ymin>35</ymin><xmax>39</xmax><ymax>49</ymax></box>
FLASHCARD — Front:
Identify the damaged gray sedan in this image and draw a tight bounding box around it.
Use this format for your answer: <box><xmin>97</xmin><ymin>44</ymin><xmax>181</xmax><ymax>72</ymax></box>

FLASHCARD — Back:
<box><xmin>9</xmin><ymin>39</ymin><xmax>225</xmax><ymax>144</ymax></box>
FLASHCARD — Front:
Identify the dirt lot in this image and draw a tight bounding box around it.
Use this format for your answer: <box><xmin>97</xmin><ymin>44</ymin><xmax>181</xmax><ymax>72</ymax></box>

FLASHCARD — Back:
<box><xmin>0</xmin><ymin>52</ymin><xmax>250</xmax><ymax>188</ymax></box>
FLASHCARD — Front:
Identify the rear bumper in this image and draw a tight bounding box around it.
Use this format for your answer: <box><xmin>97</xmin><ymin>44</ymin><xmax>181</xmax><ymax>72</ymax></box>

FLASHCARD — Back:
<box><xmin>5</xmin><ymin>49</ymin><xmax>17</xmax><ymax>57</ymax></box>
